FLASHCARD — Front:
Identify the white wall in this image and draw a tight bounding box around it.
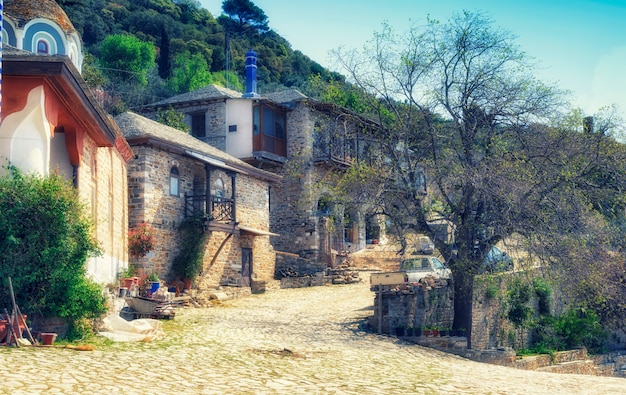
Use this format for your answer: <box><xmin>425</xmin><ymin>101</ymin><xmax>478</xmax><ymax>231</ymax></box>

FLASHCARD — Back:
<box><xmin>225</xmin><ymin>99</ymin><xmax>254</xmax><ymax>159</ymax></box>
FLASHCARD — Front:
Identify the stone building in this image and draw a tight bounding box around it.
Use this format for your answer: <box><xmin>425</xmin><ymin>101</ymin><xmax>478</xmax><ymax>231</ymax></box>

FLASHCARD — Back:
<box><xmin>0</xmin><ymin>0</ymin><xmax>133</xmax><ymax>284</ymax></box>
<box><xmin>115</xmin><ymin>112</ymin><xmax>280</xmax><ymax>294</ymax></box>
<box><xmin>138</xmin><ymin>51</ymin><xmax>383</xmax><ymax>274</ymax></box>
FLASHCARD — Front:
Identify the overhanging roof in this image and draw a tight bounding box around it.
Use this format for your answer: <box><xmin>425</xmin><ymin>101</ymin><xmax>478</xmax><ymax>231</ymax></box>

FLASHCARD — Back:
<box><xmin>238</xmin><ymin>225</ymin><xmax>279</xmax><ymax>237</ymax></box>
<box><xmin>186</xmin><ymin>150</ymin><xmax>245</xmax><ymax>174</ymax></box>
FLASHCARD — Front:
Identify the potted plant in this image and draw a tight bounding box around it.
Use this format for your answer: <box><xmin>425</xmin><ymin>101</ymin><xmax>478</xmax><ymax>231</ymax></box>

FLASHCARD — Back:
<box><xmin>147</xmin><ymin>271</ymin><xmax>160</xmax><ymax>296</ymax></box>
<box><xmin>128</xmin><ymin>222</ymin><xmax>156</xmax><ymax>259</ymax></box>
<box><xmin>118</xmin><ymin>265</ymin><xmax>139</xmax><ymax>291</ymax></box>
<box><xmin>431</xmin><ymin>325</ymin><xmax>440</xmax><ymax>337</ymax></box>
<box><xmin>423</xmin><ymin>326</ymin><xmax>432</xmax><ymax>337</ymax></box>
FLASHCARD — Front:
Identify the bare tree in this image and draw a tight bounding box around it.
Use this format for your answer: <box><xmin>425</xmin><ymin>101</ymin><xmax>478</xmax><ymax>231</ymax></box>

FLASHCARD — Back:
<box><xmin>333</xmin><ymin>11</ymin><xmax>626</xmax><ymax>344</ymax></box>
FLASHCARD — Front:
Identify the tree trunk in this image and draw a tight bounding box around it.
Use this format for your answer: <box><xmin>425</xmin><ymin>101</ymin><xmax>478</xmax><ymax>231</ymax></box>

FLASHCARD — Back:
<box><xmin>453</xmin><ymin>270</ymin><xmax>474</xmax><ymax>349</ymax></box>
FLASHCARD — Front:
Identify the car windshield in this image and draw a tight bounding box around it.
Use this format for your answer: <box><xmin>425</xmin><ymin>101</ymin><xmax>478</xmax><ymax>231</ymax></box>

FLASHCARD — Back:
<box><xmin>431</xmin><ymin>258</ymin><xmax>445</xmax><ymax>270</ymax></box>
<box><xmin>401</xmin><ymin>258</ymin><xmax>430</xmax><ymax>269</ymax></box>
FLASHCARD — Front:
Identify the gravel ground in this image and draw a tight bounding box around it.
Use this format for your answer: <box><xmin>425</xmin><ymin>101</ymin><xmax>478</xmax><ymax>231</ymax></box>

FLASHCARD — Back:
<box><xmin>1</xmin><ymin>273</ymin><xmax>625</xmax><ymax>394</ymax></box>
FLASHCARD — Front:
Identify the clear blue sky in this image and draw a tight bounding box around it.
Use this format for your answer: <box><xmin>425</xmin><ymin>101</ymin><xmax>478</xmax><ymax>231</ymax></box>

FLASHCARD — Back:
<box><xmin>200</xmin><ymin>0</ymin><xmax>626</xmax><ymax>117</ymax></box>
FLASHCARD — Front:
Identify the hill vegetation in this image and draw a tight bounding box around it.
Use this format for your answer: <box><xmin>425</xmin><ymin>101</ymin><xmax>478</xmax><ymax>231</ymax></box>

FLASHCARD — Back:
<box><xmin>58</xmin><ymin>0</ymin><xmax>345</xmax><ymax>112</ymax></box>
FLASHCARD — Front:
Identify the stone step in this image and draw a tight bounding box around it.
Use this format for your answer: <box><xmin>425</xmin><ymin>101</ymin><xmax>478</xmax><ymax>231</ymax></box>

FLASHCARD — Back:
<box><xmin>514</xmin><ymin>354</ymin><xmax>553</xmax><ymax>370</ymax></box>
<box><xmin>552</xmin><ymin>348</ymin><xmax>588</xmax><ymax>364</ymax></box>
<box><xmin>514</xmin><ymin>349</ymin><xmax>589</xmax><ymax>371</ymax></box>
<box><xmin>349</xmin><ymin>245</ymin><xmax>402</xmax><ymax>271</ymax></box>
<box><xmin>537</xmin><ymin>360</ymin><xmax>596</xmax><ymax>375</ymax></box>
<box><xmin>594</xmin><ymin>363</ymin><xmax>617</xmax><ymax>377</ymax></box>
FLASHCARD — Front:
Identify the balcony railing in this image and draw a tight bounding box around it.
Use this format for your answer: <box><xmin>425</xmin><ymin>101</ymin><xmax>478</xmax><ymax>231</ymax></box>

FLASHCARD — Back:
<box><xmin>185</xmin><ymin>194</ymin><xmax>235</xmax><ymax>222</ymax></box>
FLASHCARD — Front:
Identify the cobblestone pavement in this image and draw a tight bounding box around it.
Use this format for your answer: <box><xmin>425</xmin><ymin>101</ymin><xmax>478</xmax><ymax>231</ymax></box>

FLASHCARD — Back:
<box><xmin>1</xmin><ymin>274</ymin><xmax>625</xmax><ymax>394</ymax></box>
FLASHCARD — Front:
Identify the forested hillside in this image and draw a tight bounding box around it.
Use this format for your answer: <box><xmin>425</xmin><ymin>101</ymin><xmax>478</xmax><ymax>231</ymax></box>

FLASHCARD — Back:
<box><xmin>57</xmin><ymin>0</ymin><xmax>343</xmax><ymax>111</ymax></box>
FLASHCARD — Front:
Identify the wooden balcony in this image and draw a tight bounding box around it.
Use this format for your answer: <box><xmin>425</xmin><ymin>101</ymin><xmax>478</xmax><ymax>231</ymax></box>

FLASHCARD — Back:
<box><xmin>185</xmin><ymin>194</ymin><xmax>235</xmax><ymax>223</ymax></box>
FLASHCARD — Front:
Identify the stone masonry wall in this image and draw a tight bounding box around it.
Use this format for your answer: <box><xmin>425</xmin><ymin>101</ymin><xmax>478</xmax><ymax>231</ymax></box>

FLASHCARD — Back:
<box><xmin>471</xmin><ymin>271</ymin><xmax>543</xmax><ymax>350</ymax></box>
<box><xmin>269</xmin><ymin>103</ymin><xmax>322</xmax><ymax>261</ymax></box>
<box><xmin>372</xmin><ymin>283</ymin><xmax>454</xmax><ymax>335</ymax></box>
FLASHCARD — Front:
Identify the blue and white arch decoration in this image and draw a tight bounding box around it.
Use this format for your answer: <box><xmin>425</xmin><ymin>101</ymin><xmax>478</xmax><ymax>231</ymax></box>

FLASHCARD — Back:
<box><xmin>23</xmin><ymin>21</ymin><xmax>65</xmax><ymax>54</ymax></box>
<box><xmin>1</xmin><ymin>16</ymin><xmax>83</xmax><ymax>72</ymax></box>
<box><xmin>1</xmin><ymin>14</ymin><xmax>15</xmax><ymax>47</ymax></box>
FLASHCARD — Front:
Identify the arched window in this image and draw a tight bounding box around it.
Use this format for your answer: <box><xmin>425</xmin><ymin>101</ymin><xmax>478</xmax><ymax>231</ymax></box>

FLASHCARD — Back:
<box><xmin>36</xmin><ymin>40</ymin><xmax>49</xmax><ymax>54</ymax></box>
<box><xmin>212</xmin><ymin>177</ymin><xmax>224</xmax><ymax>198</ymax></box>
<box><xmin>169</xmin><ymin>167</ymin><xmax>179</xmax><ymax>196</ymax></box>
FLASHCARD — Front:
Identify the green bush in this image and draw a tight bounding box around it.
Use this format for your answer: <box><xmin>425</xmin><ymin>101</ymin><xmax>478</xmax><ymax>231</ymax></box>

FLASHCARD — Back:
<box><xmin>0</xmin><ymin>168</ymin><xmax>106</xmax><ymax>339</ymax></box>
<box><xmin>507</xmin><ymin>278</ymin><xmax>533</xmax><ymax>328</ymax></box>
<box><xmin>169</xmin><ymin>216</ymin><xmax>207</xmax><ymax>281</ymax></box>
<box><xmin>533</xmin><ymin>277</ymin><xmax>552</xmax><ymax>316</ymax></box>
<box><xmin>531</xmin><ymin>308</ymin><xmax>607</xmax><ymax>354</ymax></box>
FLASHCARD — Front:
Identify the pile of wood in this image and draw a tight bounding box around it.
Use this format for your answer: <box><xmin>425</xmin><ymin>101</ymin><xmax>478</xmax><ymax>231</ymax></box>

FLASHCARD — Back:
<box><xmin>326</xmin><ymin>265</ymin><xmax>362</xmax><ymax>284</ymax></box>
<box><xmin>278</xmin><ymin>267</ymin><xmax>317</xmax><ymax>278</ymax></box>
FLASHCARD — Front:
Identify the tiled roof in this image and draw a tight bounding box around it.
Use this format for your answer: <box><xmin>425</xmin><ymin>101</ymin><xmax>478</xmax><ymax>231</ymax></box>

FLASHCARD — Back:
<box><xmin>5</xmin><ymin>0</ymin><xmax>76</xmax><ymax>34</ymax></box>
<box><xmin>3</xmin><ymin>44</ymin><xmax>35</xmax><ymax>56</ymax></box>
<box><xmin>150</xmin><ymin>84</ymin><xmax>244</xmax><ymax>106</ymax></box>
<box><xmin>265</xmin><ymin>89</ymin><xmax>307</xmax><ymax>105</ymax></box>
<box><xmin>115</xmin><ymin>111</ymin><xmax>278</xmax><ymax>181</ymax></box>
<box><xmin>145</xmin><ymin>84</ymin><xmax>309</xmax><ymax>109</ymax></box>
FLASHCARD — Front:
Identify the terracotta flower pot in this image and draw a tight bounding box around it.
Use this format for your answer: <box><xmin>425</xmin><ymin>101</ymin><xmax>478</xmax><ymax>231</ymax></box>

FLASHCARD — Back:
<box><xmin>41</xmin><ymin>332</ymin><xmax>57</xmax><ymax>346</ymax></box>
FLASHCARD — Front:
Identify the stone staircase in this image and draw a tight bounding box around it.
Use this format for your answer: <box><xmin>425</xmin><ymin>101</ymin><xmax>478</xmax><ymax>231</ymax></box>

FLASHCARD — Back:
<box><xmin>514</xmin><ymin>348</ymin><xmax>626</xmax><ymax>377</ymax></box>
<box><xmin>348</xmin><ymin>243</ymin><xmax>402</xmax><ymax>272</ymax></box>
<box><xmin>403</xmin><ymin>336</ymin><xmax>626</xmax><ymax>378</ymax></box>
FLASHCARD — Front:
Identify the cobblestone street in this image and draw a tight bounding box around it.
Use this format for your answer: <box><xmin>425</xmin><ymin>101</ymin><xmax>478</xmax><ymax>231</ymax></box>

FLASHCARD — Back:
<box><xmin>1</xmin><ymin>274</ymin><xmax>625</xmax><ymax>394</ymax></box>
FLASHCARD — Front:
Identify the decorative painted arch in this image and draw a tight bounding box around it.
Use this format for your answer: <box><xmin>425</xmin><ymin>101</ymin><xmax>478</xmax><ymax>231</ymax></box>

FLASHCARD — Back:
<box><xmin>2</xmin><ymin>19</ymin><xmax>17</xmax><ymax>47</ymax></box>
<box><xmin>23</xmin><ymin>20</ymin><xmax>66</xmax><ymax>55</ymax></box>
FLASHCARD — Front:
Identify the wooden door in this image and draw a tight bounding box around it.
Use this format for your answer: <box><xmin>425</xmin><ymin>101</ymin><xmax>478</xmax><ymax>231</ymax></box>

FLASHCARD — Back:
<box><xmin>241</xmin><ymin>248</ymin><xmax>252</xmax><ymax>287</ymax></box>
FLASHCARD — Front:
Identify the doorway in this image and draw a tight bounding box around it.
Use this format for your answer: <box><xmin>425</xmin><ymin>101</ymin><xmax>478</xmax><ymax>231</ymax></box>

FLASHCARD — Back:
<box><xmin>241</xmin><ymin>248</ymin><xmax>252</xmax><ymax>287</ymax></box>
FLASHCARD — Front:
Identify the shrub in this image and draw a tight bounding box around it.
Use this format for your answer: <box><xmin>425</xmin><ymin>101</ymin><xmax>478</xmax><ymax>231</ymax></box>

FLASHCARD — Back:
<box><xmin>506</xmin><ymin>278</ymin><xmax>533</xmax><ymax>328</ymax></box>
<box><xmin>0</xmin><ymin>168</ymin><xmax>106</xmax><ymax>339</ymax></box>
<box><xmin>533</xmin><ymin>277</ymin><xmax>552</xmax><ymax>316</ymax></box>
<box><xmin>169</xmin><ymin>217</ymin><xmax>206</xmax><ymax>280</ymax></box>
<box><xmin>531</xmin><ymin>308</ymin><xmax>607</xmax><ymax>354</ymax></box>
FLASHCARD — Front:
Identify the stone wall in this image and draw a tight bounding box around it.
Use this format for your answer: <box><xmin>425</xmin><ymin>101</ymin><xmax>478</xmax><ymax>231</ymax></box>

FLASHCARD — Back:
<box><xmin>268</xmin><ymin>102</ymin><xmax>371</xmax><ymax>262</ymax></box>
<box><xmin>268</xmin><ymin>102</ymin><xmax>320</xmax><ymax>259</ymax></box>
<box><xmin>370</xmin><ymin>282</ymin><xmax>454</xmax><ymax>335</ymax></box>
<box><xmin>470</xmin><ymin>272</ymin><xmax>540</xmax><ymax>350</ymax></box>
<box><xmin>275</xmin><ymin>251</ymin><xmax>326</xmax><ymax>277</ymax></box>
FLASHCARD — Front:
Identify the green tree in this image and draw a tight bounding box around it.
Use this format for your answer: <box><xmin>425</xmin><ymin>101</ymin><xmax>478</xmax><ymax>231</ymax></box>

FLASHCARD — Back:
<box><xmin>0</xmin><ymin>168</ymin><xmax>106</xmax><ymax>339</ymax></box>
<box><xmin>156</xmin><ymin>107</ymin><xmax>190</xmax><ymax>133</ymax></box>
<box><xmin>220</xmin><ymin>0</ymin><xmax>269</xmax><ymax>34</ymax></box>
<box><xmin>219</xmin><ymin>0</ymin><xmax>269</xmax><ymax>75</ymax></box>
<box><xmin>168</xmin><ymin>51</ymin><xmax>213</xmax><ymax>93</ymax></box>
<box><xmin>99</xmin><ymin>34</ymin><xmax>156</xmax><ymax>86</ymax></box>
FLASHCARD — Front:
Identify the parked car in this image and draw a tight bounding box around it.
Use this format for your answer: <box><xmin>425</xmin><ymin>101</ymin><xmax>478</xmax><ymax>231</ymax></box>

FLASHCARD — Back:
<box><xmin>400</xmin><ymin>255</ymin><xmax>451</xmax><ymax>282</ymax></box>
<box><xmin>417</xmin><ymin>235</ymin><xmax>435</xmax><ymax>255</ymax></box>
<box><xmin>481</xmin><ymin>246</ymin><xmax>514</xmax><ymax>273</ymax></box>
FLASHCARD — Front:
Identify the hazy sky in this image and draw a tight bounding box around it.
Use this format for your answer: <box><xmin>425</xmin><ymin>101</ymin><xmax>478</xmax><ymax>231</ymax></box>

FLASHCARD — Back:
<box><xmin>200</xmin><ymin>0</ymin><xmax>626</xmax><ymax>116</ymax></box>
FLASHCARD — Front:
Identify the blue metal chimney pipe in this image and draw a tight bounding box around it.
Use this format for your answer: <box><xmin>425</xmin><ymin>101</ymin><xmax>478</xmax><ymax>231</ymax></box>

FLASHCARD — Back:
<box><xmin>243</xmin><ymin>49</ymin><xmax>259</xmax><ymax>98</ymax></box>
